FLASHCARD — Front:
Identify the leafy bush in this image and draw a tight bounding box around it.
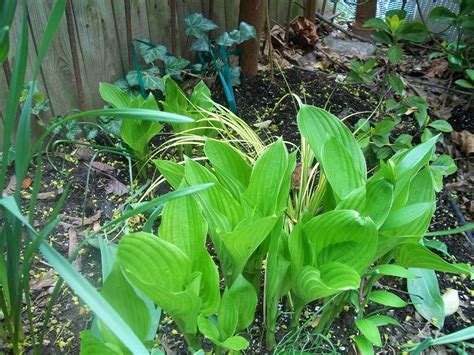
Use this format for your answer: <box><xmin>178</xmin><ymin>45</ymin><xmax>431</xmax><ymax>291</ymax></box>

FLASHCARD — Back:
<box><xmin>119</xmin><ymin>13</ymin><xmax>256</xmax><ymax>112</ymax></box>
<box><xmin>429</xmin><ymin>0</ymin><xmax>474</xmax><ymax>71</ymax></box>
<box><xmin>84</xmin><ymin>104</ymin><xmax>472</xmax><ymax>354</ymax></box>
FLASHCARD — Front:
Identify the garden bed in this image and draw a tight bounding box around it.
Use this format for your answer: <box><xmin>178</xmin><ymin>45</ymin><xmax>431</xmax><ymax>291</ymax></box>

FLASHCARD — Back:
<box><xmin>14</xmin><ymin>67</ymin><xmax>473</xmax><ymax>354</ymax></box>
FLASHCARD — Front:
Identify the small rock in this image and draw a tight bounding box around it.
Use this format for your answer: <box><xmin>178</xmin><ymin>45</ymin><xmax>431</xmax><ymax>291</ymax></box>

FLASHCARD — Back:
<box><xmin>324</xmin><ymin>35</ymin><xmax>376</xmax><ymax>59</ymax></box>
<box><xmin>442</xmin><ymin>289</ymin><xmax>460</xmax><ymax>316</ymax></box>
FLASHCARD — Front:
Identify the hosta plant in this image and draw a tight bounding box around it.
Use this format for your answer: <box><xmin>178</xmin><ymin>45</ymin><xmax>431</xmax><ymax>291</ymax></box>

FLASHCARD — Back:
<box><xmin>263</xmin><ymin>105</ymin><xmax>472</xmax><ymax>352</ymax></box>
<box><xmin>109</xmin><ymin>138</ymin><xmax>294</xmax><ymax>352</ymax></box>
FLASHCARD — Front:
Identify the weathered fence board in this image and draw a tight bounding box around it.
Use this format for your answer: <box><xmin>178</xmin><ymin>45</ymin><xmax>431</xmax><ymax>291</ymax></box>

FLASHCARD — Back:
<box><xmin>0</xmin><ymin>0</ymin><xmax>292</xmax><ymax>119</ymax></box>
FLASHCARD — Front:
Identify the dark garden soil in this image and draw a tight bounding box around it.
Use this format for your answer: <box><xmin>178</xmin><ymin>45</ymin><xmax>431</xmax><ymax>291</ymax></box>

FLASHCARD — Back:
<box><xmin>7</xmin><ymin>67</ymin><xmax>473</xmax><ymax>354</ymax></box>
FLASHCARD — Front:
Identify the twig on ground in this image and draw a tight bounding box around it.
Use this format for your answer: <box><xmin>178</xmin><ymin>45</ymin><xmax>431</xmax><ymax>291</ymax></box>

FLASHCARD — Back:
<box><xmin>314</xmin><ymin>12</ymin><xmax>372</xmax><ymax>43</ymax></box>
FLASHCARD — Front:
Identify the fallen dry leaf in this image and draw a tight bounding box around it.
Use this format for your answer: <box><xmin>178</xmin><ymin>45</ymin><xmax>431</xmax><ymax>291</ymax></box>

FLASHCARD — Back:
<box><xmin>89</xmin><ymin>161</ymin><xmax>115</xmax><ymax>174</ymax></box>
<box><xmin>451</xmin><ymin>130</ymin><xmax>474</xmax><ymax>155</ymax></box>
<box><xmin>290</xmin><ymin>16</ymin><xmax>318</xmax><ymax>49</ymax></box>
<box><xmin>60</xmin><ymin>211</ymin><xmax>102</xmax><ymax>227</ymax></box>
<box><xmin>75</xmin><ymin>146</ymin><xmax>95</xmax><ymax>161</ymax></box>
<box><xmin>37</xmin><ymin>188</ymin><xmax>64</xmax><ymax>200</ymax></box>
<box><xmin>426</xmin><ymin>58</ymin><xmax>449</xmax><ymax>78</ymax></box>
<box><xmin>105</xmin><ymin>177</ymin><xmax>129</xmax><ymax>196</ymax></box>
<box><xmin>3</xmin><ymin>175</ymin><xmax>17</xmax><ymax>196</ymax></box>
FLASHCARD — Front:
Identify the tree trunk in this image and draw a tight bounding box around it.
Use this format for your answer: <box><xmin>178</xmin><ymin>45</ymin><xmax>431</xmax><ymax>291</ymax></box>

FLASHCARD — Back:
<box><xmin>353</xmin><ymin>0</ymin><xmax>377</xmax><ymax>38</ymax></box>
<box><xmin>304</xmin><ymin>0</ymin><xmax>316</xmax><ymax>23</ymax></box>
<box><xmin>239</xmin><ymin>0</ymin><xmax>265</xmax><ymax>77</ymax></box>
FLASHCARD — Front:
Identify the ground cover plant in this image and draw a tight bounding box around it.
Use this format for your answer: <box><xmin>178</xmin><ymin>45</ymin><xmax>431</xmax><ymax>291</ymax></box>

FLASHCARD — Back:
<box><xmin>1</xmin><ymin>0</ymin><xmax>474</xmax><ymax>354</ymax></box>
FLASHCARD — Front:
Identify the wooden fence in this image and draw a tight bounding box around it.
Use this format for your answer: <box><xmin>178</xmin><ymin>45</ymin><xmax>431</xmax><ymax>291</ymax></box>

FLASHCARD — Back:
<box><xmin>0</xmin><ymin>0</ymin><xmax>304</xmax><ymax>119</ymax></box>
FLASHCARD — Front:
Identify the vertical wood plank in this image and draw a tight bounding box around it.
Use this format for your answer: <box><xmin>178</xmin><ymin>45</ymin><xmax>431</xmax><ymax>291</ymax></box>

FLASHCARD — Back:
<box><xmin>27</xmin><ymin>0</ymin><xmax>79</xmax><ymax>116</ymax></box>
<box><xmin>146</xmin><ymin>0</ymin><xmax>172</xmax><ymax>50</ymax></box>
<box><xmin>7</xmin><ymin>2</ymin><xmax>50</xmax><ymax>114</ymax></box>
<box><xmin>210</xmin><ymin>0</ymin><xmax>226</xmax><ymax>34</ymax></box>
<box><xmin>130</xmin><ymin>0</ymin><xmax>151</xmax><ymax>40</ymax></box>
<box><xmin>176</xmin><ymin>0</ymin><xmax>202</xmax><ymax>58</ymax></box>
<box><xmin>111</xmin><ymin>1</ymin><xmax>130</xmax><ymax>72</ymax></box>
<box><xmin>225</xmin><ymin>0</ymin><xmax>240</xmax><ymax>30</ymax></box>
<box><xmin>72</xmin><ymin>0</ymin><xmax>125</xmax><ymax>108</ymax></box>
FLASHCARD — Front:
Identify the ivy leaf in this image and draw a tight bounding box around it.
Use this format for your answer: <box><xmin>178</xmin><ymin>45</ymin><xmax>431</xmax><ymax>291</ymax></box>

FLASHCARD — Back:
<box><xmin>229</xmin><ymin>22</ymin><xmax>257</xmax><ymax>44</ymax></box>
<box><xmin>215</xmin><ymin>32</ymin><xmax>236</xmax><ymax>46</ymax></box>
<box><xmin>185</xmin><ymin>13</ymin><xmax>218</xmax><ymax>38</ymax></box>
<box><xmin>163</xmin><ymin>56</ymin><xmax>190</xmax><ymax>80</ymax></box>
<box><xmin>140</xmin><ymin>43</ymin><xmax>167</xmax><ymax>63</ymax></box>
<box><xmin>190</xmin><ymin>37</ymin><xmax>209</xmax><ymax>52</ymax></box>
<box><xmin>126</xmin><ymin>69</ymin><xmax>164</xmax><ymax>92</ymax></box>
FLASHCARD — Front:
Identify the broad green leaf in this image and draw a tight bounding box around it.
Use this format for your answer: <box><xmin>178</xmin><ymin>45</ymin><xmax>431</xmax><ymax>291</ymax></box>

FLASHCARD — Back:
<box><xmin>217</xmin><ymin>336</ymin><xmax>249</xmax><ymax>351</ymax></box>
<box><xmin>407</xmin><ymin>268</ymin><xmax>445</xmax><ymax>329</ymax></box>
<box><xmin>242</xmin><ymin>140</ymin><xmax>289</xmax><ymax>216</ymax></box>
<box><xmin>159</xmin><ymin>194</ymin><xmax>207</xmax><ymax>257</ymax></box>
<box><xmin>365</xmin><ymin>179</ymin><xmax>394</xmax><ymax>228</ymax></box>
<box><xmin>395</xmin><ymin>243</ymin><xmax>472</xmax><ymax>276</ymax></box>
<box><xmin>321</xmin><ymin>136</ymin><xmax>365</xmax><ymax>200</ymax></box>
<box><xmin>80</xmin><ymin>330</ymin><xmax>120</xmax><ymax>355</ymax></box>
<box><xmin>388</xmin><ymin>75</ymin><xmax>404</xmax><ymax>93</ymax></box>
<box><xmin>99</xmin><ymin>83</ymin><xmax>132</xmax><ymax>108</ymax></box>
<box><xmin>204</xmin><ymin>139</ymin><xmax>251</xmax><ymax>194</ymax></box>
<box><xmin>159</xmin><ymin>194</ymin><xmax>220</xmax><ymax>316</ymax></box>
<box><xmin>98</xmin><ymin>265</ymin><xmax>151</xmax><ymax>352</ymax></box>
<box><xmin>297</xmin><ymin>105</ymin><xmax>366</xmax><ymax>198</ymax></box>
<box><xmin>120</xmin><ymin>94</ymin><xmax>163</xmax><ymax>158</ymax></box>
<box><xmin>117</xmin><ymin>233</ymin><xmax>201</xmax><ymax>334</ymax></box>
<box><xmin>218</xmin><ymin>287</ymin><xmax>239</xmax><ymax>340</ymax></box>
<box><xmin>390</xmin><ymin>136</ymin><xmax>438</xmax><ymax>209</ymax></box>
<box><xmin>185</xmin><ymin>157</ymin><xmax>243</xmax><ymax>232</ymax></box>
<box><xmin>354</xmin><ymin>335</ymin><xmax>374</xmax><ymax>355</ymax></box>
<box><xmin>373</xmin><ymin>264</ymin><xmax>417</xmax><ymax>279</ymax></box>
<box><xmin>428</xmin><ymin>120</ymin><xmax>453</xmax><ymax>132</ymax></box>
<box><xmin>381</xmin><ymin>202</ymin><xmax>433</xmax><ymax>230</ymax></box>
<box><xmin>377</xmin><ymin>169</ymin><xmax>436</xmax><ymax>256</ymax></box>
<box><xmin>388</xmin><ymin>46</ymin><xmax>403</xmax><ymax>64</ymax></box>
<box><xmin>454</xmin><ymin>79</ymin><xmax>474</xmax><ymax>89</ymax></box>
<box><xmin>197</xmin><ymin>315</ymin><xmax>220</xmax><ymax>340</ymax></box>
<box><xmin>355</xmin><ymin>318</ymin><xmax>382</xmax><ymax>347</ymax></box>
<box><xmin>304</xmin><ymin>210</ymin><xmax>378</xmax><ymax>274</ymax></box>
<box><xmin>369</xmin><ymin>290</ymin><xmax>407</xmax><ymax>308</ymax></box>
<box><xmin>363</xmin><ymin>18</ymin><xmax>390</xmax><ymax>32</ymax></box>
<box><xmin>153</xmin><ymin>160</ymin><xmax>185</xmax><ymax>189</ymax></box>
<box><xmin>294</xmin><ymin>263</ymin><xmax>360</xmax><ymax>305</ymax></box>
<box><xmin>430</xmin><ymin>155</ymin><xmax>457</xmax><ymax>176</ymax></box>
<box><xmin>429</xmin><ymin>7</ymin><xmax>457</xmax><ymax>25</ymax></box>
<box><xmin>397</xmin><ymin>22</ymin><xmax>428</xmax><ymax>42</ymax></box>
<box><xmin>220</xmin><ymin>216</ymin><xmax>278</xmax><ymax>281</ymax></box>
<box><xmin>190</xmin><ymin>81</ymin><xmax>213</xmax><ymax>112</ymax></box>
<box><xmin>226</xmin><ymin>274</ymin><xmax>258</xmax><ymax>330</ymax></box>
<box><xmin>288</xmin><ymin>220</ymin><xmax>312</xmax><ymax>273</ymax></box>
